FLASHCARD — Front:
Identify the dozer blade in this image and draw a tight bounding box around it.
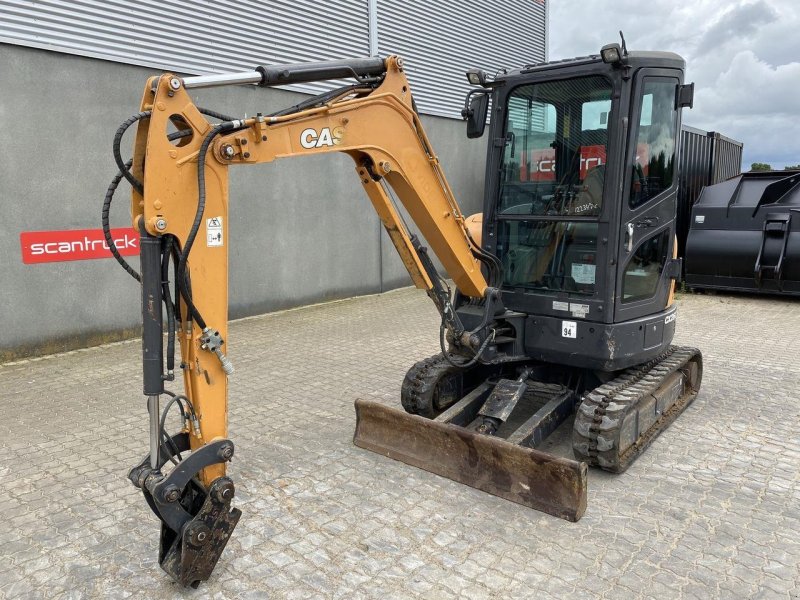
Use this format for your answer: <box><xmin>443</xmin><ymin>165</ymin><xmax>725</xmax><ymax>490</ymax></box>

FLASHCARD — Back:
<box><xmin>353</xmin><ymin>399</ymin><xmax>587</xmax><ymax>521</ymax></box>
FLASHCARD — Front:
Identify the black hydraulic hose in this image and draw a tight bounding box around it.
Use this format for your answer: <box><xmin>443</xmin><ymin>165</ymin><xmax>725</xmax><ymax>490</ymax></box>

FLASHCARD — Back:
<box><xmin>268</xmin><ymin>83</ymin><xmax>366</xmax><ymax>118</ymax></box>
<box><xmin>199</xmin><ymin>107</ymin><xmax>236</xmax><ymax>122</ymax></box>
<box><xmin>113</xmin><ymin>107</ymin><xmax>235</xmax><ymax>195</ymax></box>
<box><xmin>439</xmin><ymin>315</ymin><xmax>492</xmax><ymax>369</ymax></box>
<box><xmin>103</xmin><ymin>131</ymin><xmax>193</xmax><ymax>283</ymax></box>
<box><xmin>158</xmin><ymin>393</ymin><xmax>187</xmax><ymax>465</ymax></box>
<box><xmin>102</xmin><ymin>159</ymin><xmax>141</xmax><ymax>282</ymax></box>
<box><xmin>169</xmin><ymin>238</ymin><xmax>183</xmax><ymax>323</ymax></box>
<box><xmin>176</xmin><ymin>123</ymin><xmax>228</xmax><ymax>330</ymax></box>
<box><xmin>113</xmin><ymin>111</ymin><xmax>150</xmax><ymax>194</ymax></box>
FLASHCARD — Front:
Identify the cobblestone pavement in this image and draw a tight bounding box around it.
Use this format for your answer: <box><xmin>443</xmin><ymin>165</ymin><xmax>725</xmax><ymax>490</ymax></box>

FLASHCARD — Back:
<box><xmin>1</xmin><ymin>289</ymin><xmax>799</xmax><ymax>599</ymax></box>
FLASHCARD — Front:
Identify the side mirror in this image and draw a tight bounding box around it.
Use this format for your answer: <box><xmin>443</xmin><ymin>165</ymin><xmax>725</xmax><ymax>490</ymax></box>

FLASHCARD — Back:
<box><xmin>463</xmin><ymin>92</ymin><xmax>490</xmax><ymax>139</ymax></box>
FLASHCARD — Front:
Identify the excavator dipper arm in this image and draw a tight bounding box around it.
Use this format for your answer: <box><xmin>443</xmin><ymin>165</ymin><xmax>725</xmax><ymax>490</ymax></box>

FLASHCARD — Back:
<box><xmin>116</xmin><ymin>56</ymin><xmax>502</xmax><ymax>586</ymax></box>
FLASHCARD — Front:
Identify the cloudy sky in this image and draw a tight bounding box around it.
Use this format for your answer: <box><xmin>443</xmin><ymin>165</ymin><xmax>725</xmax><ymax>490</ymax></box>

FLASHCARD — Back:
<box><xmin>549</xmin><ymin>0</ymin><xmax>800</xmax><ymax>169</ymax></box>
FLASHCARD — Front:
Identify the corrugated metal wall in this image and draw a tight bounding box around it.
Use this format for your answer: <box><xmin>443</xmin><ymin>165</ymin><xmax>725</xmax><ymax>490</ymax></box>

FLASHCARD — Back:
<box><xmin>376</xmin><ymin>0</ymin><xmax>547</xmax><ymax>118</ymax></box>
<box><xmin>0</xmin><ymin>0</ymin><xmax>371</xmax><ymax>96</ymax></box>
<box><xmin>676</xmin><ymin>125</ymin><xmax>744</xmax><ymax>258</ymax></box>
<box><xmin>711</xmin><ymin>133</ymin><xmax>744</xmax><ymax>183</ymax></box>
<box><xmin>0</xmin><ymin>0</ymin><xmax>546</xmax><ymax>118</ymax></box>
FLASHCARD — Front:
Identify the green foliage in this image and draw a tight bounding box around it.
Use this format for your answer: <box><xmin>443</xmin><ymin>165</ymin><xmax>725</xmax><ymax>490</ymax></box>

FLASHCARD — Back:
<box><xmin>784</xmin><ymin>164</ymin><xmax>800</xmax><ymax>170</ymax></box>
<box><xmin>750</xmin><ymin>162</ymin><xmax>772</xmax><ymax>171</ymax></box>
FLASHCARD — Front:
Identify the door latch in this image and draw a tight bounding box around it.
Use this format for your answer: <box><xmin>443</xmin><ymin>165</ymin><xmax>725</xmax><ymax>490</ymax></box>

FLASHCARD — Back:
<box><xmin>624</xmin><ymin>222</ymin><xmax>634</xmax><ymax>252</ymax></box>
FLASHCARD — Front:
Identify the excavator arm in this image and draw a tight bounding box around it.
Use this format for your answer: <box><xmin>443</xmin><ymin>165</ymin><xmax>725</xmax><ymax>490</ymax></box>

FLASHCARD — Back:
<box><xmin>114</xmin><ymin>56</ymin><xmax>503</xmax><ymax>587</ymax></box>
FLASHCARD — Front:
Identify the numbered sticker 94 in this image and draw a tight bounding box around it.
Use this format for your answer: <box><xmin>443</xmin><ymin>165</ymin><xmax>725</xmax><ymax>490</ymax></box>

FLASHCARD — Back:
<box><xmin>562</xmin><ymin>320</ymin><xmax>577</xmax><ymax>339</ymax></box>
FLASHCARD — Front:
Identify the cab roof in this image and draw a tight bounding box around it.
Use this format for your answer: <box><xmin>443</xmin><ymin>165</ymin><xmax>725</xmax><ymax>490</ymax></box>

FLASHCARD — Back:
<box><xmin>497</xmin><ymin>50</ymin><xmax>686</xmax><ymax>80</ymax></box>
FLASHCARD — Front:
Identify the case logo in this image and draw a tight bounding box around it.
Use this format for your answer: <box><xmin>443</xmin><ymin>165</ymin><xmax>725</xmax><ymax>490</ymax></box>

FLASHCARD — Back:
<box><xmin>299</xmin><ymin>126</ymin><xmax>344</xmax><ymax>149</ymax></box>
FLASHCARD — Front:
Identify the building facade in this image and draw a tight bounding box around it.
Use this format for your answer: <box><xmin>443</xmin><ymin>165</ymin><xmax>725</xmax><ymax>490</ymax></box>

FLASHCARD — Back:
<box><xmin>0</xmin><ymin>0</ymin><xmax>547</xmax><ymax>358</ymax></box>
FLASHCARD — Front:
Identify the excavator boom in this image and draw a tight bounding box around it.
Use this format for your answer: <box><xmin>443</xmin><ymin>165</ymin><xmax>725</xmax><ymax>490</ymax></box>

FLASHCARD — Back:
<box><xmin>112</xmin><ymin>55</ymin><xmax>530</xmax><ymax>587</ymax></box>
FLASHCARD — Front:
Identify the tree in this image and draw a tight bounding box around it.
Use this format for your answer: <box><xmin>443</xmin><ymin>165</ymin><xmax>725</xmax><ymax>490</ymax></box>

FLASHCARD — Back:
<box><xmin>784</xmin><ymin>164</ymin><xmax>800</xmax><ymax>170</ymax></box>
<box><xmin>750</xmin><ymin>162</ymin><xmax>772</xmax><ymax>171</ymax></box>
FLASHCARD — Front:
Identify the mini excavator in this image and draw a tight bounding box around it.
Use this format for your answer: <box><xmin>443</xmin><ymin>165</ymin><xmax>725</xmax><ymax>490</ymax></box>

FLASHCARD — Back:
<box><xmin>105</xmin><ymin>44</ymin><xmax>702</xmax><ymax>587</ymax></box>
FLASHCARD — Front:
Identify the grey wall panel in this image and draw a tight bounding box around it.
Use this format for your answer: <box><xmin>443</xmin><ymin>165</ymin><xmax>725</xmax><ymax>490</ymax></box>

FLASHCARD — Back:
<box><xmin>0</xmin><ymin>0</ymin><xmax>546</xmax><ymax>119</ymax></box>
<box><xmin>0</xmin><ymin>44</ymin><xmax>488</xmax><ymax>358</ymax></box>
<box><xmin>0</xmin><ymin>0</ymin><xmax>370</xmax><ymax>96</ymax></box>
<box><xmin>376</xmin><ymin>0</ymin><xmax>546</xmax><ymax>118</ymax></box>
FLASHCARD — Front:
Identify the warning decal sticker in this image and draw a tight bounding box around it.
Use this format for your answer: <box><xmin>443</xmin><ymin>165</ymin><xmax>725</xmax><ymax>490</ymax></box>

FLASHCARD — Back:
<box><xmin>207</xmin><ymin>217</ymin><xmax>223</xmax><ymax>247</ymax></box>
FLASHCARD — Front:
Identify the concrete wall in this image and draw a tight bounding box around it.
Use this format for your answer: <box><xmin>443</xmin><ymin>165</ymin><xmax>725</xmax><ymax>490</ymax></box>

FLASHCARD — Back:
<box><xmin>0</xmin><ymin>45</ymin><xmax>488</xmax><ymax>359</ymax></box>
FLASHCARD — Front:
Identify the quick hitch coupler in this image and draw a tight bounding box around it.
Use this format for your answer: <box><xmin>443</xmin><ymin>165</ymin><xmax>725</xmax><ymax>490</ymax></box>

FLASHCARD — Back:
<box><xmin>128</xmin><ymin>435</ymin><xmax>242</xmax><ymax>588</ymax></box>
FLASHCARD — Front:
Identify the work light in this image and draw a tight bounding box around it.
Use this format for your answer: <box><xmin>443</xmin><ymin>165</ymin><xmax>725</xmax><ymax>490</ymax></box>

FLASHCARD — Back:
<box><xmin>600</xmin><ymin>43</ymin><xmax>622</xmax><ymax>64</ymax></box>
<box><xmin>466</xmin><ymin>68</ymin><xmax>487</xmax><ymax>86</ymax></box>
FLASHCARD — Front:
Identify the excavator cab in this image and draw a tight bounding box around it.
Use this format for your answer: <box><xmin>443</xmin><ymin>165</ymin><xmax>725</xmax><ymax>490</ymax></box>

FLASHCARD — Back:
<box><xmin>462</xmin><ymin>49</ymin><xmax>694</xmax><ymax>370</ymax></box>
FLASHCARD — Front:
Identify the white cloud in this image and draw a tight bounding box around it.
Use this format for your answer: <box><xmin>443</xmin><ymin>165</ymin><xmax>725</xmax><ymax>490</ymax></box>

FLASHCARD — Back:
<box><xmin>549</xmin><ymin>0</ymin><xmax>800</xmax><ymax>168</ymax></box>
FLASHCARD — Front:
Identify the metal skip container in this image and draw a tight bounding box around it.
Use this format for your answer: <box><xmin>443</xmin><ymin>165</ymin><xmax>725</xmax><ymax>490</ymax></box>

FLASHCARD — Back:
<box><xmin>676</xmin><ymin>127</ymin><xmax>744</xmax><ymax>258</ymax></box>
<box><xmin>685</xmin><ymin>170</ymin><xmax>800</xmax><ymax>295</ymax></box>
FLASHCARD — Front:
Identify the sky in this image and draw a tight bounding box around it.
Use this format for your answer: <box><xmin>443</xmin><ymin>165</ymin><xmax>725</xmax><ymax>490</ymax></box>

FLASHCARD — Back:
<box><xmin>549</xmin><ymin>0</ymin><xmax>800</xmax><ymax>169</ymax></box>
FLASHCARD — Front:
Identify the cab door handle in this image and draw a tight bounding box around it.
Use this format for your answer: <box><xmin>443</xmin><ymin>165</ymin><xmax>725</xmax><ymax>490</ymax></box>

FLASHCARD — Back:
<box><xmin>624</xmin><ymin>222</ymin><xmax>634</xmax><ymax>252</ymax></box>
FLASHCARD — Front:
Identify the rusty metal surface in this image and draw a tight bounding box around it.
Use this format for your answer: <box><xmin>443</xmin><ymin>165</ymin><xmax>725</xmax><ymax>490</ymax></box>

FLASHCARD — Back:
<box><xmin>353</xmin><ymin>399</ymin><xmax>587</xmax><ymax>522</ymax></box>
<box><xmin>160</xmin><ymin>478</ymin><xmax>242</xmax><ymax>588</ymax></box>
<box><xmin>506</xmin><ymin>388</ymin><xmax>576</xmax><ymax>447</ymax></box>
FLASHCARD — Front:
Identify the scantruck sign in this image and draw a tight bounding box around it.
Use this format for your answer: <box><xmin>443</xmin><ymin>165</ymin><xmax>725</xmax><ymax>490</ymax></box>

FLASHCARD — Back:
<box><xmin>20</xmin><ymin>227</ymin><xmax>139</xmax><ymax>264</ymax></box>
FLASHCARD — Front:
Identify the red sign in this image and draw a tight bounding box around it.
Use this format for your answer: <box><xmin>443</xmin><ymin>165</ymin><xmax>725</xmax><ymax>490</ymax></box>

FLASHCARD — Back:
<box><xmin>20</xmin><ymin>227</ymin><xmax>139</xmax><ymax>264</ymax></box>
<box><xmin>519</xmin><ymin>143</ymin><xmax>650</xmax><ymax>182</ymax></box>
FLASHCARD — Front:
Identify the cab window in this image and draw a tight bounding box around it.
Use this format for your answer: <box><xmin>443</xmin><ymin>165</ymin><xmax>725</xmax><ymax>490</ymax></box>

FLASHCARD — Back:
<box><xmin>498</xmin><ymin>75</ymin><xmax>613</xmax><ymax>218</ymax></box>
<box><xmin>629</xmin><ymin>78</ymin><xmax>679</xmax><ymax>208</ymax></box>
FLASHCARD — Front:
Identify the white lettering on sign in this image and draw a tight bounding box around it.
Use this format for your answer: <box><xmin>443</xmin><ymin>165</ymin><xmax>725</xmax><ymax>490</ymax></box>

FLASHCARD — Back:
<box><xmin>207</xmin><ymin>217</ymin><xmax>223</xmax><ymax>247</ymax></box>
<box><xmin>299</xmin><ymin>126</ymin><xmax>344</xmax><ymax>149</ymax></box>
<box><xmin>665</xmin><ymin>313</ymin><xmax>677</xmax><ymax>325</ymax></box>
<box><xmin>28</xmin><ymin>235</ymin><xmax>137</xmax><ymax>256</ymax></box>
<box><xmin>562</xmin><ymin>320</ymin><xmax>577</xmax><ymax>339</ymax></box>
<box><xmin>20</xmin><ymin>227</ymin><xmax>139</xmax><ymax>264</ymax></box>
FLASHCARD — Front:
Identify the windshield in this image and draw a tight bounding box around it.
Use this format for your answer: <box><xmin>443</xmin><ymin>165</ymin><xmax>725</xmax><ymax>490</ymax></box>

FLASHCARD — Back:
<box><xmin>498</xmin><ymin>75</ymin><xmax>613</xmax><ymax>218</ymax></box>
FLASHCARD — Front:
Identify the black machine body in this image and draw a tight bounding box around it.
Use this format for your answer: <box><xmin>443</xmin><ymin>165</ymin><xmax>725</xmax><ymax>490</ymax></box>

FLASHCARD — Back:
<box><xmin>461</xmin><ymin>51</ymin><xmax>690</xmax><ymax>373</ymax></box>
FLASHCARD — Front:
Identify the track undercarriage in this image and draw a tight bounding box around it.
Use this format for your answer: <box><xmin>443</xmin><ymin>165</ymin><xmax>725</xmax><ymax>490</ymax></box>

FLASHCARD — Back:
<box><xmin>354</xmin><ymin>346</ymin><xmax>703</xmax><ymax>521</ymax></box>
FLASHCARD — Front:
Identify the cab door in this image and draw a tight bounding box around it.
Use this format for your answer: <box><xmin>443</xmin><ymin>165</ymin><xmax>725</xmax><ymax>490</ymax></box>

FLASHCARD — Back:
<box><xmin>614</xmin><ymin>69</ymin><xmax>683</xmax><ymax>322</ymax></box>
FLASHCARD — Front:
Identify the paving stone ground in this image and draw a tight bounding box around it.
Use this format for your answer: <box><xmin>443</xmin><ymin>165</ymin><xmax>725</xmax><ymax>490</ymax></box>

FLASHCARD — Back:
<box><xmin>0</xmin><ymin>288</ymin><xmax>799</xmax><ymax>599</ymax></box>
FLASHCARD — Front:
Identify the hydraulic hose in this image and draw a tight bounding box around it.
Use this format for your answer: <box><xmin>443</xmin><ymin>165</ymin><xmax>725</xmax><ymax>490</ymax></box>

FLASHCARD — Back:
<box><xmin>113</xmin><ymin>111</ymin><xmax>150</xmax><ymax>194</ymax></box>
<box><xmin>102</xmin><ymin>159</ymin><xmax>141</xmax><ymax>282</ymax></box>
<box><xmin>112</xmin><ymin>108</ymin><xmax>235</xmax><ymax>195</ymax></box>
<box><xmin>174</xmin><ymin>123</ymin><xmax>228</xmax><ymax>331</ymax></box>
<box><xmin>439</xmin><ymin>314</ymin><xmax>493</xmax><ymax>369</ymax></box>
